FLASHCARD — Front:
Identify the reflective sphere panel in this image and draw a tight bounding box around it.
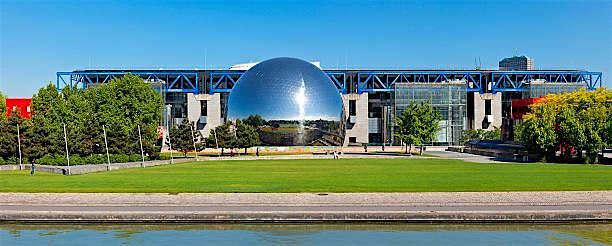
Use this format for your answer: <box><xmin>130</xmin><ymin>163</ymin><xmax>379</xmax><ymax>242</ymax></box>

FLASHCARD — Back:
<box><xmin>227</xmin><ymin>57</ymin><xmax>345</xmax><ymax>146</ymax></box>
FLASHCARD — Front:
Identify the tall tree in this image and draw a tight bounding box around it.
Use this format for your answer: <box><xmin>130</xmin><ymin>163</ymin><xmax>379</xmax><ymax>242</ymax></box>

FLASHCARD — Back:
<box><xmin>0</xmin><ymin>91</ymin><xmax>5</xmax><ymax>116</ymax></box>
<box><xmin>394</xmin><ymin>102</ymin><xmax>441</xmax><ymax>155</ymax></box>
<box><xmin>93</xmin><ymin>74</ymin><xmax>163</xmax><ymax>156</ymax></box>
<box><xmin>170</xmin><ymin>119</ymin><xmax>196</xmax><ymax>157</ymax></box>
<box><xmin>517</xmin><ymin>104</ymin><xmax>559</xmax><ymax>162</ymax></box>
<box><xmin>395</xmin><ymin>103</ymin><xmax>420</xmax><ymax>154</ymax></box>
<box><xmin>555</xmin><ymin>106</ymin><xmax>585</xmax><ymax>160</ymax></box>
<box><xmin>519</xmin><ymin>87</ymin><xmax>610</xmax><ymax>163</ymax></box>
<box><xmin>207</xmin><ymin>121</ymin><xmax>235</xmax><ymax>155</ymax></box>
<box><xmin>0</xmin><ymin>108</ymin><xmax>24</xmax><ymax>160</ymax></box>
<box><xmin>0</xmin><ymin>91</ymin><xmax>11</xmax><ymax>159</ymax></box>
<box><xmin>235</xmin><ymin>120</ymin><xmax>260</xmax><ymax>154</ymax></box>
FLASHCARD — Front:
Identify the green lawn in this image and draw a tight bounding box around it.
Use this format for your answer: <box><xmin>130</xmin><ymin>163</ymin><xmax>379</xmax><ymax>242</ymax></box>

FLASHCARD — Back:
<box><xmin>0</xmin><ymin>158</ymin><xmax>610</xmax><ymax>192</ymax></box>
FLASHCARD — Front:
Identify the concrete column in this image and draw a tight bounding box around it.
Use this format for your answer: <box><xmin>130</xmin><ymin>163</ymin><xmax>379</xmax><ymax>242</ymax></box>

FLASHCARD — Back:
<box><xmin>342</xmin><ymin>93</ymin><xmax>369</xmax><ymax>146</ymax></box>
<box><xmin>185</xmin><ymin>93</ymin><xmax>223</xmax><ymax>137</ymax></box>
<box><xmin>186</xmin><ymin>93</ymin><xmax>200</xmax><ymax>123</ymax></box>
<box><xmin>471</xmin><ymin>92</ymin><xmax>502</xmax><ymax>130</ymax></box>
<box><xmin>202</xmin><ymin>93</ymin><xmax>222</xmax><ymax>137</ymax></box>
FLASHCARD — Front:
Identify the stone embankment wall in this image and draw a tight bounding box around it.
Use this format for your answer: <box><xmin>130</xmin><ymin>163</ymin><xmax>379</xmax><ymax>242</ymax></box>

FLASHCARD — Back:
<box><xmin>0</xmin><ymin>158</ymin><xmax>194</xmax><ymax>175</ymax></box>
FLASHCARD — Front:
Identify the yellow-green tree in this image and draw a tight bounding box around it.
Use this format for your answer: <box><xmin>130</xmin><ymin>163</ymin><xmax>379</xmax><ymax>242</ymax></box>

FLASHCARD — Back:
<box><xmin>518</xmin><ymin>88</ymin><xmax>611</xmax><ymax>163</ymax></box>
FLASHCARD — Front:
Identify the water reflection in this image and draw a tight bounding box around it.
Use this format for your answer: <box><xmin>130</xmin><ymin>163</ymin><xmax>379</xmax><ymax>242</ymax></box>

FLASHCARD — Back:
<box><xmin>1</xmin><ymin>223</ymin><xmax>609</xmax><ymax>246</ymax></box>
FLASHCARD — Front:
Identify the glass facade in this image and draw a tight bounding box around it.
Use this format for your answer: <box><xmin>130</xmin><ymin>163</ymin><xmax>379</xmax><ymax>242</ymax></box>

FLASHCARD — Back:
<box><xmin>523</xmin><ymin>82</ymin><xmax>586</xmax><ymax>99</ymax></box>
<box><xmin>163</xmin><ymin>92</ymin><xmax>187</xmax><ymax>129</ymax></box>
<box><xmin>393</xmin><ymin>83</ymin><xmax>467</xmax><ymax>145</ymax></box>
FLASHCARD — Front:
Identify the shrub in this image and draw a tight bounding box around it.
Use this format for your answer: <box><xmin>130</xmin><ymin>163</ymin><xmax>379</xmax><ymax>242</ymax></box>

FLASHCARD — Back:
<box><xmin>110</xmin><ymin>154</ymin><xmax>130</xmax><ymax>163</ymax></box>
<box><xmin>84</xmin><ymin>154</ymin><xmax>107</xmax><ymax>165</ymax></box>
<box><xmin>0</xmin><ymin>158</ymin><xmax>5</xmax><ymax>165</ymax></box>
<box><xmin>68</xmin><ymin>155</ymin><xmax>82</xmax><ymax>165</ymax></box>
<box><xmin>129</xmin><ymin>154</ymin><xmax>143</xmax><ymax>162</ymax></box>
<box><xmin>6</xmin><ymin>156</ymin><xmax>18</xmax><ymax>165</ymax></box>
<box><xmin>37</xmin><ymin>155</ymin><xmax>67</xmax><ymax>166</ymax></box>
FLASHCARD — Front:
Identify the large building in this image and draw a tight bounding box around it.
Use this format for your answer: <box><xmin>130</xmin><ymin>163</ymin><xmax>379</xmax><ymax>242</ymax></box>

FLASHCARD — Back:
<box><xmin>56</xmin><ymin>57</ymin><xmax>603</xmax><ymax>146</ymax></box>
<box><xmin>499</xmin><ymin>56</ymin><xmax>534</xmax><ymax>71</ymax></box>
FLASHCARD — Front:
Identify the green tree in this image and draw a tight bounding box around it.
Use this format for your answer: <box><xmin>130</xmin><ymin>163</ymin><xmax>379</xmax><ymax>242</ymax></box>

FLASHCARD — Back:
<box><xmin>24</xmin><ymin>75</ymin><xmax>163</xmax><ymax>162</ymax></box>
<box><xmin>0</xmin><ymin>91</ymin><xmax>5</xmax><ymax>116</ymax></box>
<box><xmin>0</xmin><ymin>91</ymin><xmax>11</xmax><ymax>159</ymax></box>
<box><xmin>556</xmin><ymin>106</ymin><xmax>585</xmax><ymax>160</ymax></box>
<box><xmin>395</xmin><ymin>103</ymin><xmax>419</xmax><ymax>154</ymax></box>
<box><xmin>23</xmin><ymin>84</ymin><xmax>65</xmax><ymax>161</ymax></box>
<box><xmin>92</xmin><ymin>74</ymin><xmax>163</xmax><ymax>157</ymax></box>
<box><xmin>235</xmin><ymin>120</ymin><xmax>260</xmax><ymax>154</ymax></box>
<box><xmin>519</xmin><ymin>88</ymin><xmax>610</xmax><ymax>163</ymax></box>
<box><xmin>207</xmin><ymin>121</ymin><xmax>237</xmax><ymax>155</ymax></box>
<box><xmin>170</xmin><ymin>119</ymin><xmax>196</xmax><ymax>157</ymax></box>
<box><xmin>516</xmin><ymin>104</ymin><xmax>557</xmax><ymax>161</ymax></box>
<box><xmin>0</xmin><ymin>108</ymin><xmax>24</xmax><ymax>160</ymax></box>
<box><xmin>394</xmin><ymin>102</ymin><xmax>441</xmax><ymax>155</ymax></box>
<box><xmin>243</xmin><ymin>114</ymin><xmax>266</xmax><ymax>128</ymax></box>
<box><xmin>579</xmin><ymin>106</ymin><xmax>606</xmax><ymax>163</ymax></box>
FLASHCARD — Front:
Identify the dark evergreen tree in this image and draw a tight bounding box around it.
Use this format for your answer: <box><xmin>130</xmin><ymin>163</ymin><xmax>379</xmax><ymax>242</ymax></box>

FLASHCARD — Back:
<box><xmin>235</xmin><ymin>120</ymin><xmax>260</xmax><ymax>154</ymax></box>
<box><xmin>207</xmin><ymin>121</ymin><xmax>234</xmax><ymax>155</ymax></box>
<box><xmin>170</xmin><ymin>119</ymin><xmax>196</xmax><ymax>157</ymax></box>
<box><xmin>0</xmin><ymin>108</ymin><xmax>24</xmax><ymax>160</ymax></box>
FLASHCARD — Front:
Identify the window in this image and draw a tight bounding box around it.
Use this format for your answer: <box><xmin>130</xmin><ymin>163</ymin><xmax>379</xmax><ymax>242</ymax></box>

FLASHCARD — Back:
<box><xmin>200</xmin><ymin>100</ymin><xmax>207</xmax><ymax>116</ymax></box>
<box><xmin>349</xmin><ymin>137</ymin><xmax>357</xmax><ymax>143</ymax></box>
<box><xmin>485</xmin><ymin>100</ymin><xmax>491</xmax><ymax>115</ymax></box>
<box><xmin>349</xmin><ymin>100</ymin><xmax>356</xmax><ymax>116</ymax></box>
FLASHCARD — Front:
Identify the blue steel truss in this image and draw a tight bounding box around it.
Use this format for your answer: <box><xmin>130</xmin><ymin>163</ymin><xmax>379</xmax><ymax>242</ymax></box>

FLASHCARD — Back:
<box><xmin>208</xmin><ymin>71</ymin><xmax>244</xmax><ymax>94</ymax></box>
<box><xmin>208</xmin><ymin>71</ymin><xmax>348</xmax><ymax>94</ymax></box>
<box><xmin>57</xmin><ymin>70</ymin><xmax>602</xmax><ymax>95</ymax></box>
<box><xmin>57</xmin><ymin>71</ymin><xmax>199</xmax><ymax>93</ymax></box>
<box><xmin>490</xmin><ymin>71</ymin><xmax>602</xmax><ymax>93</ymax></box>
<box><xmin>356</xmin><ymin>71</ymin><xmax>483</xmax><ymax>93</ymax></box>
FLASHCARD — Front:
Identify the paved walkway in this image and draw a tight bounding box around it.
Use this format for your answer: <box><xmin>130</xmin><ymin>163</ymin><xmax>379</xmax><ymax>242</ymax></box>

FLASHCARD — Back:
<box><xmin>1</xmin><ymin>191</ymin><xmax>610</xmax><ymax>222</ymax></box>
<box><xmin>428</xmin><ymin>150</ymin><xmax>501</xmax><ymax>163</ymax></box>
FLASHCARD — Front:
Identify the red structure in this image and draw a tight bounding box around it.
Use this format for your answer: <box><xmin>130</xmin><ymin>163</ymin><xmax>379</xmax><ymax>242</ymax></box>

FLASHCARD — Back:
<box><xmin>511</xmin><ymin>97</ymin><xmax>542</xmax><ymax>120</ymax></box>
<box><xmin>5</xmin><ymin>98</ymin><xmax>32</xmax><ymax>119</ymax></box>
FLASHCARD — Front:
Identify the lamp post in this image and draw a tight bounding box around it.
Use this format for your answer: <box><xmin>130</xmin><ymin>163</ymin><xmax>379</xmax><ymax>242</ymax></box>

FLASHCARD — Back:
<box><xmin>190</xmin><ymin>124</ymin><xmax>198</xmax><ymax>161</ymax></box>
<box><xmin>103</xmin><ymin>125</ymin><xmax>110</xmax><ymax>171</ymax></box>
<box><xmin>138</xmin><ymin>125</ymin><xmax>145</xmax><ymax>168</ymax></box>
<box><xmin>16</xmin><ymin>124</ymin><xmax>22</xmax><ymax>170</ymax></box>
<box><xmin>166</xmin><ymin>104</ymin><xmax>174</xmax><ymax>164</ymax></box>
<box><xmin>63</xmin><ymin>123</ymin><xmax>70</xmax><ymax>175</ymax></box>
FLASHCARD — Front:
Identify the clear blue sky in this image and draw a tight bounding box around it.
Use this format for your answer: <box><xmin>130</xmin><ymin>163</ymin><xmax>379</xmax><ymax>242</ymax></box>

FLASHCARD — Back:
<box><xmin>1</xmin><ymin>0</ymin><xmax>610</xmax><ymax>97</ymax></box>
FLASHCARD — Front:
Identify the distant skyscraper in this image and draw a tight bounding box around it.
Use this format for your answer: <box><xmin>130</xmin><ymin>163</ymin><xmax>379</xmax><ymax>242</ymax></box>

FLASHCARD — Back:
<box><xmin>499</xmin><ymin>56</ymin><xmax>534</xmax><ymax>71</ymax></box>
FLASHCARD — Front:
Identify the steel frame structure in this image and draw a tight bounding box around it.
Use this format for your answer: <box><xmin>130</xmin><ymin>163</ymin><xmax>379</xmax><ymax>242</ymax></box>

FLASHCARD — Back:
<box><xmin>207</xmin><ymin>71</ymin><xmax>348</xmax><ymax>94</ymax></box>
<box><xmin>57</xmin><ymin>71</ymin><xmax>199</xmax><ymax>93</ymax></box>
<box><xmin>490</xmin><ymin>71</ymin><xmax>601</xmax><ymax>93</ymax></box>
<box><xmin>356</xmin><ymin>71</ymin><xmax>482</xmax><ymax>93</ymax></box>
<box><xmin>57</xmin><ymin>70</ymin><xmax>601</xmax><ymax>94</ymax></box>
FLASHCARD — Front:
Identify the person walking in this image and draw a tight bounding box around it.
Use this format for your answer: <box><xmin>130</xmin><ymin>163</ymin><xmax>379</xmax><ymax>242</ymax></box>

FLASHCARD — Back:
<box><xmin>30</xmin><ymin>162</ymin><xmax>35</xmax><ymax>176</ymax></box>
<box><xmin>256</xmin><ymin>147</ymin><xmax>260</xmax><ymax>157</ymax></box>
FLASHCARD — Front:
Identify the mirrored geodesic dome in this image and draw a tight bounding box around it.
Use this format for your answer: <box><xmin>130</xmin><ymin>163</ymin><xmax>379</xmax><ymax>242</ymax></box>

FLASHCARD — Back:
<box><xmin>227</xmin><ymin>57</ymin><xmax>345</xmax><ymax>146</ymax></box>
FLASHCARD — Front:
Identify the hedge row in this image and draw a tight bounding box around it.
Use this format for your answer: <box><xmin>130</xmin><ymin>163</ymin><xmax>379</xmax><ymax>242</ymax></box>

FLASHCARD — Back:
<box><xmin>0</xmin><ymin>157</ymin><xmax>19</xmax><ymax>165</ymax></box>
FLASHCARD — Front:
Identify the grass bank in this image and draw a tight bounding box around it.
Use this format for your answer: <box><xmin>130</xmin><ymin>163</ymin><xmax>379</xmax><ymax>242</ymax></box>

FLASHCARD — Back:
<box><xmin>0</xmin><ymin>158</ymin><xmax>610</xmax><ymax>192</ymax></box>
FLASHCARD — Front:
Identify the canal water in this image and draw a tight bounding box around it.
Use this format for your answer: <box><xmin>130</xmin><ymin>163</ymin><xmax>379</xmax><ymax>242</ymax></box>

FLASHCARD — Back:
<box><xmin>1</xmin><ymin>223</ymin><xmax>610</xmax><ymax>245</ymax></box>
